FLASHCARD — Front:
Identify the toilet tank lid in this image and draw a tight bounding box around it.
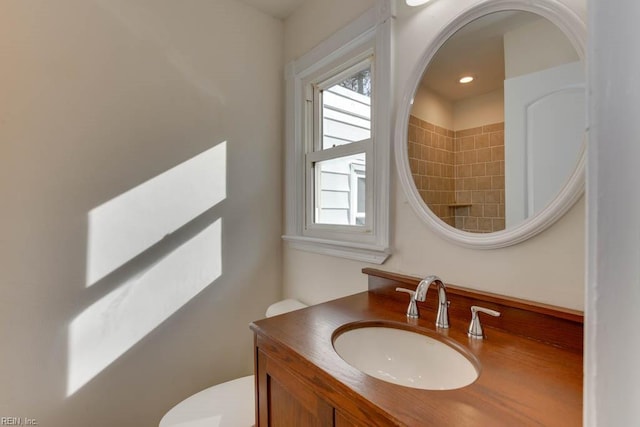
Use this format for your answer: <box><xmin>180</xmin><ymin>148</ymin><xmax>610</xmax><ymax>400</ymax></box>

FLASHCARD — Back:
<box><xmin>265</xmin><ymin>299</ymin><xmax>308</xmax><ymax>317</ymax></box>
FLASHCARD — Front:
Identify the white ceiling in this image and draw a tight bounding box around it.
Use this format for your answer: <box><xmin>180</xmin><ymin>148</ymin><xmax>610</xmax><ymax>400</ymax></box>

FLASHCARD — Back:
<box><xmin>421</xmin><ymin>11</ymin><xmax>542</xmax><ymax>101</ymax></box>
<box><xmin>239</xmin><ymin>3</ymin><xmax>545</xmax><ymax>102</ymax></box>
<box><xmin>239</xmin><ymin>0</ymin><xmax>309</xmax><ymax>19</ymax></box>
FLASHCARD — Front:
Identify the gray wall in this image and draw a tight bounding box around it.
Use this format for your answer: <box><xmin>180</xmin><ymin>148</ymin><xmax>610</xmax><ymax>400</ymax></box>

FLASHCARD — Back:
<box><xmin>586</xmin><ymin>0</ymin><xmax>640</xmax><ymax>425</ymax></box>
<box><xmin>0</xmin><ymin>1</ymin><xmax>283</xmax><ymax>425</ymax></box>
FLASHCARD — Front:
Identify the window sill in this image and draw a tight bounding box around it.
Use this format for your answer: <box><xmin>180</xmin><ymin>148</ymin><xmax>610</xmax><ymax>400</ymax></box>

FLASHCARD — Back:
<box><xmin>282</xmin><ymin>235</ymin><xmax>390</xmax><ymax>265</ymax></box>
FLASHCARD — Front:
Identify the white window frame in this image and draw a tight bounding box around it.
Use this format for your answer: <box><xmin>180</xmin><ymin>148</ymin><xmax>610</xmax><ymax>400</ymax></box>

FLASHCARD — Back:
<box><xmin>283</xmin><ymin>1</ymin><xmax>392</xmax><ymax>264</ymax></box>
<box><xmin>308</xmin><ymin>56</ymin><xmax>372</xmax><ymax>230</ymax></box>
<box><xmin>349</xmin><ymin>161</ymin><xmax>366</xmax><ymax>226</ymax></box>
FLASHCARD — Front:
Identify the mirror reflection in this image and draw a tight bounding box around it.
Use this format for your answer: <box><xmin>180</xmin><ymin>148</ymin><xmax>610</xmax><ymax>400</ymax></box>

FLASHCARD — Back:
<box><xmin>408</xmin><ymin>11</ymin><xmax>585</xmax><ymax>233</ymax></box>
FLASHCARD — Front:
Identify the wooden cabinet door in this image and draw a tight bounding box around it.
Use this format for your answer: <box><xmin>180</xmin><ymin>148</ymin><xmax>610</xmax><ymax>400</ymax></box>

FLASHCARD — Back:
<box><xmin>256</xmin><ymin>348</ymin><xmax>334</xmax><ymax>426</ymax></box>
<box><xmin>335</xmin><ymin>410</ymin><xmax>370</xmax><ymax>427</ymax></box>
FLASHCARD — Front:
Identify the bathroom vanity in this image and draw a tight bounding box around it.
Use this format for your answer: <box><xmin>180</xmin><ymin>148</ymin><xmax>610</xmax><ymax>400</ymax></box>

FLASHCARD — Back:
<box><xmin>250</xmin><ymin>269</ymin><xmax>583</xmax><ymax>426</ymax></box>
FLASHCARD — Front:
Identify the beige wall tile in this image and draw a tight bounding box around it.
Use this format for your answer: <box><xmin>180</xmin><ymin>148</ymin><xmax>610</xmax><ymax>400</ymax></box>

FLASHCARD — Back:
<box><xmin>490</xmin><ymin>131</ymin><xmax>504</xmax><ymax>146</ymax></box>
<box><xmin>456</xmin><ymin>126</ymin><xmax>482</xmax><ymax>138</ymax></box>
<box><xmin>472</xmin><ymin>191</ymin><xmax>485</xmax><ymax>203</ymax></box>
<box><xmin>423</xmin><ymin>160</ymin><xmax>430</xmax><ymax>175</ymax></box>
<box><xmin>486</xmin><ymin>161</ymin><xmax>501</xmax><ymax>176</ymax></box>
<box><xmin>464</xmin><ymin>150</ymin><xmax>478</xmax><ymax>164</ymax></box>
<box><xmin>484</xmin><ymin>204</ymin><xmax>499</xmax><ymax>218</ymax></box>
<box><xmin>477</xmin><ymin>176</ymin><xmax>492</xmax><ymax>190</ymax></box>
<box><xmin>470</xmin><ymin>204</ymin><xmax>483</xmax><ymax>217</ymax></box>
<box><xmin>457</xmin><ymin>164</ymin><xmax>472</xmax><ymax>177</ymax></box>
<box><xmin>461</xmin><ymin>137</ymin><xmax>475</xmax><ymax>151</ymax></box>
<box><xmin>457</xmin><ymin>191</ymin><xmax>471</xmax><ymax>204</ymax></box>
<box><xmin>464</xmin><ymin>216</ymin><xmax>479</xmax><ymax>230</ymax></box>
<box><xmin>477</xmin><ymin>148</ymin><xmax>492</xmax><ymax>162</ymax></box>
<box><xmin>409</xmin><ymin>116</ymin><xmax>507</xmax><ymax>232</ymax></box>
<box><xmin>472</xmin><ymin>163</ymin><xmax>486</xmax><ymax>176</ymax></box>
<box><xmin>492</xmin><ymin>175</ymin><xmax>505</xmax><ymax>190</ymax></box>
<box><xmin>483</xmin><ymin>122</ymin><xmax>504</xmax><ymax>133</ymax></box>
<box><xmin>446</xmin><ymin>151</ymin><xmax>454</xmax><ymax>165</ymax></box>
<box><xmin>420</xmin><ymin>120</ymin><xmax>435</xmax><ymax>131</ymax></box>
<box><xmin>446</xmin><ymin>178</ymin><xmax>455</xmax><ymax>191</ymax></box>
<box><xmin>422</xmin><ymin>177</ymin><xmax>430</xmax><ymax>191</ymax></box>
<box><xmin>424</xmin><ymin>131</ymin><xmax>432</xmax><ymax>146</ymax></box>
<box><xmin>491</xmin><ymin>146</ymin><xmax>505</xmax><ymax>161</ymax></box>
<box><xmin>478</xmin><ymin>218</ymin><xmax>493</xmax><ymax>232</ymax></box>
<box><xmin>486</xmin><ymin>190</ymin><xmax>501</xmax><ymax>204</ymax></box>
<box><xmin>454</xmin><ymin>215</ymin><xmax>462</xmax><ymax>227</ymax></box>
<box><xmin>463</xmin><ymin>178</ymin><xmax>477</xmax><ymax>190</ymax></box>
<box><xmin>445</xmin><ymin>165</ymin><xmax>454</xmax><ymax>177</ymax></box>
<box><xmin>409</xmin><ymin>124</ymin><xmax>417</xmax><ymax>142</ymax></box>
<box><xmin>445</xmin><ymin>137</ymin><xmax>454</xmax><ymax>152</ymax></box>
<box><xmin>475</xmin><ymin>134</ymin><xmax>490</xmax><ymax>149</ymax></box>
<box><xmin>435</xmin><ymin>125</ymin><xmax>449</xmax><ymax>136</ymax></box>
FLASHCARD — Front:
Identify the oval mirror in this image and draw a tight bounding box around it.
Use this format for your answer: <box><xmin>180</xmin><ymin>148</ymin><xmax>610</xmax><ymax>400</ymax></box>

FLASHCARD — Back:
<box><xmin>395</xmin><ymin>1</ymin><xmax>586</xmax><ymax>249</ymax></box>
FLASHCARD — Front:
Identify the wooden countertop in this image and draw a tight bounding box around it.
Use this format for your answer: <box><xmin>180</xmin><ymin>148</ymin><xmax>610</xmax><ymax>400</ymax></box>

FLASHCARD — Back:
<box><xmin>250</xmin><ymin>290</ymin><xmax>582</xmax><ymax>426</ymax></box>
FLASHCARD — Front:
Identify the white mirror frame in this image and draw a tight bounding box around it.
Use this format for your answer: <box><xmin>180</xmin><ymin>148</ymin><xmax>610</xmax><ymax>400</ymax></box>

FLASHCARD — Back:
<box><xmin>395</xmin><ymin>0</ymin><xmax>586</xmax><ymax>249</ymax></box>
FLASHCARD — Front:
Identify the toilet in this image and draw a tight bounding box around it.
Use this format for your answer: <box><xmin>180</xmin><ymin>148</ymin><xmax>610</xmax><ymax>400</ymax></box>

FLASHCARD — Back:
<box><xmin>159</xmin><ymin>299</ymin><xmax>308</xmax><ymax>427</ymax></box>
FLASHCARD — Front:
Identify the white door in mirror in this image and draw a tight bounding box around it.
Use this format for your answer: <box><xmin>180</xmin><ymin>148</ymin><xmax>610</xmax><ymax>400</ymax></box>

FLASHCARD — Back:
<box><xmin>505</xmin><ymin>61</ymin><xmax>586</xmax><ymax>227</ymax></box>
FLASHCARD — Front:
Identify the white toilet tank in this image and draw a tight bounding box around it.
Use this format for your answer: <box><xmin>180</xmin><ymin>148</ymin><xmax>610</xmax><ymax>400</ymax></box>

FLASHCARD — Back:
<box><xmin>159</xmin><ymin>299</ymin><xmax>308</xmax><ymax>427</ymax></box>
<box><xmin>264</xmin><ymin>298</ymin><xmax>308</xmax><ymax>317</ymax></box>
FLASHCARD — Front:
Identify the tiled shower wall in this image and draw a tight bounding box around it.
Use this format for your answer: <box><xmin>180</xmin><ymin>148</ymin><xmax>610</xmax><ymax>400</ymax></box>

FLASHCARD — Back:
<box><xmin>408</xmin><ymin>116</ymin><xmax>505</xmax><ymax>233</ymax></box>
<box><xmin>408</xmin><ymin>116</ymin><xmax>456</xmax><ymax>226</ymax></box>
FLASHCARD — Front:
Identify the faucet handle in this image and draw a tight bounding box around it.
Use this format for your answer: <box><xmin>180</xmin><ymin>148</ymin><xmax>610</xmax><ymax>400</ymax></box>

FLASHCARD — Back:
<box><xmin>467</xmin><ymin>306</ymin><xmax>501</xmax><ymax>339</ymax></box>
<box><xmin>395</xmin><ymin>287</ymin><xmax>419</xmax><ymax>319</ymax></box>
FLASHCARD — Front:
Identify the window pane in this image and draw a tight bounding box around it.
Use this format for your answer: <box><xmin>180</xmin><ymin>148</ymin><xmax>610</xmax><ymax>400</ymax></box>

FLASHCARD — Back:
<box><xmin>321</xmin><ymin>67</ymin><xmax>371</xmax><ymax>150</ymax></box>
<box><xmin>355</xmin><ymin>175</ymin><xmax>365</xmax><ymax>226</ymax></box>
<box><xmin>357</xmin><ymin>177</ymin><xmax>365</xmax><ymax>213</ymax></box>
<box><xmin>314</xmin><ymin>153</ymin><xmax>366</xmax><ymax>226</ymax></box>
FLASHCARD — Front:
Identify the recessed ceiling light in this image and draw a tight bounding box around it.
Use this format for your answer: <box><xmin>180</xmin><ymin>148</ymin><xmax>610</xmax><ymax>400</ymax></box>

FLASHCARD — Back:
<box><xmin>406</xmin><ymin>0</ymin><xmax>430</xmax><ymax>6</ymax></box>
<box><xmin>459</xmin><ymin>76</ymin><xmax>474</xmax><ymax>84</ymax></box>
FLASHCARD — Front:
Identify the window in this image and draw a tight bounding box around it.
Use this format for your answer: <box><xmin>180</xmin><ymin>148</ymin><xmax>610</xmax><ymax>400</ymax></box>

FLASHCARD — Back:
<box><xmin>283</xmin><ymin>4</ymin><xmax>392</xmax><ymax>264</ymax></box>
<box><xmin>310</xmin><ymin>61</ymin><xmax>372</xmax><ymax>228</ymax></box>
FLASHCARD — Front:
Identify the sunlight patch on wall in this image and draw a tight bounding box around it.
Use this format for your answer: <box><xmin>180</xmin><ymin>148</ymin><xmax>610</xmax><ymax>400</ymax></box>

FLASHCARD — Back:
<box><xmin>68</xmin><ymin>219</ymin><xmax>222</xmax><ymax>396</ymax></box>
<box><xmin>86</xmin><ymin>142</ymin><xmax>226</xmax><ymax>287</ymax></box>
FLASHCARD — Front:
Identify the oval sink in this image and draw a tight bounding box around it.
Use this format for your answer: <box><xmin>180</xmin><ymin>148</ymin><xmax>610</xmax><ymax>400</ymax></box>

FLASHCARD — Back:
<box><xmin>332</xmin><ymin>324</ymin><xmax>479</xmax><ymax>390</ymax></box>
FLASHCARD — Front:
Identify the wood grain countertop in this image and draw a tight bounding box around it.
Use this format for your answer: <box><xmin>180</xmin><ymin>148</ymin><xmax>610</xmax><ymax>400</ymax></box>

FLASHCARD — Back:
<box><xmin>250</xmin><ymin>289</ymin><xmax>583</xmax><ymax>426</ymax></box>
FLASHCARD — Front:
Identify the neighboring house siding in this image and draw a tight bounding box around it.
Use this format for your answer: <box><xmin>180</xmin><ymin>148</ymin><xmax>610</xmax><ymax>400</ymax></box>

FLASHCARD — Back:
<box><xmin>318</xmin><ymin>85</ymin><xmax>370</xmax><ymax>225</ymax></box>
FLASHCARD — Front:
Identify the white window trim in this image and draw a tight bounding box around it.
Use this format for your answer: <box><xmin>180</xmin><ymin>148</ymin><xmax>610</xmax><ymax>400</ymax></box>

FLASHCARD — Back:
<box><xmin>350</xmin><ymin>162</ymin><xmax>366</xmax><ymax>226</ymax></box>
<box><xmin>283</xmin><ymin>0</ymin><xmax>393</xmax><ymax>264</ymax></box>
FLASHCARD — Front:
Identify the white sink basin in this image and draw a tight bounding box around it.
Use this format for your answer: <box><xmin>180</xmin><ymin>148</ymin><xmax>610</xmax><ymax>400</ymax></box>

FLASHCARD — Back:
<box><xmin>333</xmin><ymin>324</ymin><xmax>479</xmax><ymax>390</ymax></box>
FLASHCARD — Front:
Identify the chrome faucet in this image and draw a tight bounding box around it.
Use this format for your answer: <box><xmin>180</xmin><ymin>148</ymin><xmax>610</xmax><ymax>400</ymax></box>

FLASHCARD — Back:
<box><xmin>395</xmin><ymin>275</ymin><xmax>449</xmax><ymax>328</ymax></box>
<box><xmin>467</xmin><ymin>305</ymin><xmax>501</xmax><ymax>339</ymax></box>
